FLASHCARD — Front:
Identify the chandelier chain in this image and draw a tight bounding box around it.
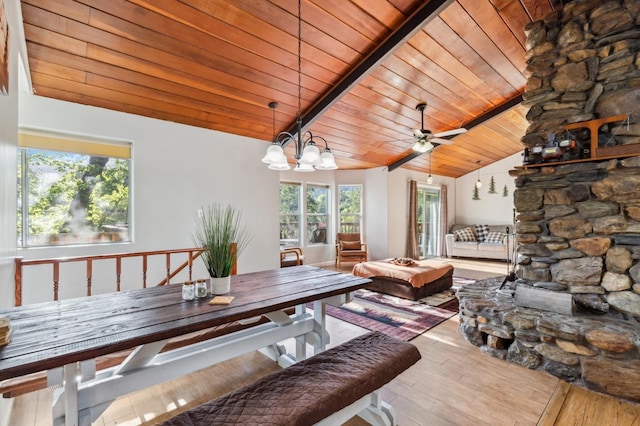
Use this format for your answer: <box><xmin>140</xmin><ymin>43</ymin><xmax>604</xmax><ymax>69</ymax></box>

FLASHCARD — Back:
<box><xmin>297</xmin><ymin>0</ymin><xmax>302</xmax><ymax>123</ymax></box>
<box><xmin>272</xmin><ymin>104</ymin><xmax>276</xmax><ymax>140</ymax></box>
<box><xmin>261</xmin><ymin>0</ymin><xmax>337</xmax><ymax>171</ymax></box>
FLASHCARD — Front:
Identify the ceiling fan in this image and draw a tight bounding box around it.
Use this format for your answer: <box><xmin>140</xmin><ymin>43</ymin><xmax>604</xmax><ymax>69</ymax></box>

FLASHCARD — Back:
<box><xmin>411</xmin><ymin>102</ymin><xmax>467</xmax><ymax>153</ymax></box>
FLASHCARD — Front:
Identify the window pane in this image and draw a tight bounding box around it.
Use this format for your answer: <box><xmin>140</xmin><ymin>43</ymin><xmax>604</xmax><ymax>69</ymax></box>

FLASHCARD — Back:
<box><xmin>279</xmin><ymin>183</ymin><xmax>301</xmax><ymax>246</ymax></box>
<box><xmin>17</xmin><ymin>151</ymin><xmax>23</xmax><ymax>247</ymax></box>
<box><xmin>19</xmin><ymin>148</ymin><xmax>131</xmax><ymax>247</ymax></box>
<box><xmin>306</xmin><ymin>185</ymin><xmax>328</xmax><ymax>244</ymax></box>
<box><xmin>417</xmin><ymin>187</ymin><xmax>440</xmax><ymax>258</ymax></box>
<box><xmin>338</xmin><ymin>185</ymin><xmax>362</xmax><ymax>234</ymax></box>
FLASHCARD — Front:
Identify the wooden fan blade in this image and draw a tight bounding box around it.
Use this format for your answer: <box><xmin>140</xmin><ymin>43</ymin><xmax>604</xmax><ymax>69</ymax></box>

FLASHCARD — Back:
<box><xmin>434</xmin><ymin>128</ymin><xmax>467</xmax><ymax>138</ymax></box>
<box><xmin>431</xmin><ymin>137</ymin><xmax>454</xmax><ymax>145</ymax></box>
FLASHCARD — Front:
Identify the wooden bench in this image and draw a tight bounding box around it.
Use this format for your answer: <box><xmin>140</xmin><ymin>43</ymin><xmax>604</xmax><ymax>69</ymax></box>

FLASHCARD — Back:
<box><xmin>159</xmin><ymin>331</ymin><xmax>421</xmax><ymax>426</ymax></box>
<box><xmin>0</xmin><ymin>316</ymin><xmax>276</xmax><ymax>398</ymax></box>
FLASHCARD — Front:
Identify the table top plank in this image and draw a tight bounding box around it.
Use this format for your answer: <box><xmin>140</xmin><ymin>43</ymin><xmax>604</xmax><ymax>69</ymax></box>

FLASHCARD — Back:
<box><xmin>0</xmin><ymin>266</ymin><xmax>370</xmax><ymax>381</ymax></box>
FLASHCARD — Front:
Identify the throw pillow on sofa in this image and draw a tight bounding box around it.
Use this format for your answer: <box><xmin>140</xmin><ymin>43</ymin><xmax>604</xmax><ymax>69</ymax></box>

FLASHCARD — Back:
<box><xmin>484</xmin><ymin>231</ymin><xmax>506</xmax><ymax>244</ymax></box>
<box><xmin>454</xmin><ymin>227</ymin><xmax>476</xmax><ymax>242</ymax></box>
<box><xmin>474</xmin><ymin>224</ymin><xmax>490</xmax><ymax>242</ymax></box>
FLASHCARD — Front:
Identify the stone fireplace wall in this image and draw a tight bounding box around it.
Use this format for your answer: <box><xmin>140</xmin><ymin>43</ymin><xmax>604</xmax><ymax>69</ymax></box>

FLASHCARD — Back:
<box><xmin>458</xmin><ymin>0</ymin><xmax>640</xmax><ymax>404</ymax></box>
<box><xmin>521</xmin><ymin>0</ymin><xmax>640</xmax><ymax>149</ymax></box>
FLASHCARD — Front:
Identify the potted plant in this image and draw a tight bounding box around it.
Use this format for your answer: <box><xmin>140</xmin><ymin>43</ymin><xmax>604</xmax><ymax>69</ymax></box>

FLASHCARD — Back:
<box><xmin>193</xmin><ymin>203</ymin><xmax>252</xmax><ymax>294</ymax></box>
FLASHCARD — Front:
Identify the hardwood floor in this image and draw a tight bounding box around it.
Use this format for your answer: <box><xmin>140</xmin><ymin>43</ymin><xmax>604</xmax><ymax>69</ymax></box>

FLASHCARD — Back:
<box><xmin>8</xmin><ymin>258</ymin><xmax>640</xmax><ymax>425</ymax></box>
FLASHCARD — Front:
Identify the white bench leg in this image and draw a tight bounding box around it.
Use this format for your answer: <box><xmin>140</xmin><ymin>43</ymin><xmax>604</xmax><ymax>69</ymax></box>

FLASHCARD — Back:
<box><xmin>314</xmin><ymin>390</ymin><xmax>396</xmax><ymax>426</ymax></box>
<box><xmin>357</xmin><ymin>391</ymin><xmax>396</xmax><ymax>426</ymax></box>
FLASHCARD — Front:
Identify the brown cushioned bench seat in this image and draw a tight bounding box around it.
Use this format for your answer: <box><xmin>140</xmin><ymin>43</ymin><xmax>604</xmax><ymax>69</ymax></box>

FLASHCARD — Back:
<box><xmin>159</xmin><ymin>331</ymin><xmax>421</xmax><ymax>426</ymax></box>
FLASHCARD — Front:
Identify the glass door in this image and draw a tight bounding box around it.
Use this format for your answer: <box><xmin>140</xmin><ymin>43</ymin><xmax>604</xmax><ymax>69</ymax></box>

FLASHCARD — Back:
<box><xmin>417</xmin><ymin>186</ymin><xmax>441</xmax><ymax>258</ymax></box>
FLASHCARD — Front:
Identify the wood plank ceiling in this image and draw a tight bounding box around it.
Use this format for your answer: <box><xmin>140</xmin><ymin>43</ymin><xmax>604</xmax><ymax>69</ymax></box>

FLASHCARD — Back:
<box><xmin>19</xmin><ymin>0</ymin><xmax>563</xmax><ymax>177</ymax></box>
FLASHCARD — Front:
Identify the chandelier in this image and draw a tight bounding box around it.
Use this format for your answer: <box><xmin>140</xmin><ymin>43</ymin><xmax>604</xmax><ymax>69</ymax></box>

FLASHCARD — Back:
<box><xmin>261</xmin><ymin>0</ymin><xmax>338</xmax><ymax>172</ymax></box>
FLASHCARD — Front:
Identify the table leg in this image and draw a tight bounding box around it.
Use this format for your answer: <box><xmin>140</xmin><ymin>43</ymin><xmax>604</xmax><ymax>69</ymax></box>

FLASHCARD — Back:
<box><xmin>63</xmin><ymin>363</ymin><xmax>78</xmax><ymax>426</ymax></box>
<box><xmin>313</xmin><ymin>300</ymin><xmax>327</xmax><ymax>353</ymax></box>
<box><xmin>295</xmin><ymin>304</ymin><xmax>307</xmax><ymax>361</ymax></box>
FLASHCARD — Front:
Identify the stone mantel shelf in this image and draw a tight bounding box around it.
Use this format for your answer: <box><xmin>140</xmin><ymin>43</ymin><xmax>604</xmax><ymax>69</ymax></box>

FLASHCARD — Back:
<box><xmin>516</xmin><ymin>114</ymin><xmax>637</xmax><ymax>169</ymax></box>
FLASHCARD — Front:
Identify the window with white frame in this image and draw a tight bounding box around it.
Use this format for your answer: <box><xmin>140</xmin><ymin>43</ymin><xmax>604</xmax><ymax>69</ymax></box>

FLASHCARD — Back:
<box><xmin>338</xmin><ymin>184</ymin><xmax>362</xmax><ymax>234</ymax></box>
<box><xmin>279</xmin><ymin>182</ymin><xmax>301</xmax><ymax>247</ymax></box>
<box><xmin>17</xmin><ymin>129</ymin><xmax>132</xmax><ymax>247</ymax></box>
<box><xmin>306</xmin><ymin>184</ymin><xmax>329</xmax><ymax>244</ymax></box>
<box><xmin>417</xmin><ymin>186</ymin><xmax>441</xmax><ymax>258</ymax></box>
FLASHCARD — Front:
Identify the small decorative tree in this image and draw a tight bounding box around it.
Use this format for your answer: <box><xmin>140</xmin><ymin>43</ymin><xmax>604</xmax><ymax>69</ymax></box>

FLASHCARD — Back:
<box><xmin>503</xmin><ymin>185</ymin><xmax>509</xmax><ymax>197</ymax></box>
<box><xmin>472</xmin><ymin>185</ymin><xmax>480</xmax><ymax>200</ymax></box>
<box><xmin>488</xmin><ymin>176</ymin><xmax>497</xmax><ymax>194</ymax></box>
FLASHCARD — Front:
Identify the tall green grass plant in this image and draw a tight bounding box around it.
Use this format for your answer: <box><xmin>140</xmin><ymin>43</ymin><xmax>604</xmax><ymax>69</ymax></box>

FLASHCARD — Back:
<box><xmin>193</xmin><ymin>203</ymin><xmax>252</xmax><ymax>277</ymax></box>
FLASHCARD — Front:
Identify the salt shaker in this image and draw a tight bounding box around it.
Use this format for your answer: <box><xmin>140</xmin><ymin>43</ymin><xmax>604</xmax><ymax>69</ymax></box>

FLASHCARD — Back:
<box><xmin>195</xmin><ymin>279</ymin><xmax>208</xmax><ymax>298</ymax></box>
<box><xmin>182</xmin><ymin>281</ymin><xmax>195</xmax><ymax>300</ymax></box>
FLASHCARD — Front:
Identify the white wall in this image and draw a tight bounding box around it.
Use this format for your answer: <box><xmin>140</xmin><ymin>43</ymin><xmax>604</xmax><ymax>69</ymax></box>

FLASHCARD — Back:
<box><xmin>362</xmin><ymin>167</ymin><xmax>388</xmax><ymax>261</ymax></box>
<box><xmin>17</xmin><ymin>95</ymin><xmax>281</xmax><ymax>304</ymax></box>
<box><xmin>0</xmin><ymin>1</ymin><xmax>19</xmax><ymax>422</ymax></box>
<box><xmin>454</xmin><ymin>152</ymin><xmax>521</xmax><ymax>227</ymax></box>
<box><xmin>0</xmin><ymin>0</ymin><xmax>19</xmax><ymax>309</ymax></box>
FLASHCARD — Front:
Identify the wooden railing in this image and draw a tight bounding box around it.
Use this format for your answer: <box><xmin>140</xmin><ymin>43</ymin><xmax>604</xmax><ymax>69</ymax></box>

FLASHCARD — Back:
<box><xmin>339</xmin><ymin>222</ymin><xmax>360</xmax><ymax>233</ymax></box>
<box><xmin>13</xmin><ymin>246</ymin><xmax>238</xmax><ymax>307</ymax></box>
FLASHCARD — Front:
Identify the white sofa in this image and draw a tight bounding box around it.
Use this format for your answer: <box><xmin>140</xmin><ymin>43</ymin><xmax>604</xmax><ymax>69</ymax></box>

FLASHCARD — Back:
<box><xmin>445</xmin><ymin>224</ymin><xmax>514</xmax><ymax>261</ymax></box>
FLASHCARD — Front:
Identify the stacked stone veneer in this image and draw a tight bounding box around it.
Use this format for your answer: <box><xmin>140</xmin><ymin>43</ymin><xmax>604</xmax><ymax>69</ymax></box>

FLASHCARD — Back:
<box><xmin>522</xmin><ymin>0</ymin><xmax>640</xmax><ymax>148</ymax></box>
<box><xmin>458</xmin><ymin>0</ymin><xmax>640</xmax><ymax>404</ymax></box>
<box><xmin>459</xmin><ymin>158</ymin><xmax>640</xmax><ymax>404</ymax></box>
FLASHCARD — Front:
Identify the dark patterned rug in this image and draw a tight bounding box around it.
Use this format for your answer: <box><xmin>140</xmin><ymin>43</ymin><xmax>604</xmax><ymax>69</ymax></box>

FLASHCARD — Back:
<box><xmin>322</xmin><ymin>276</ymin><xmax>473</xmax><ymax>341</ymax></box>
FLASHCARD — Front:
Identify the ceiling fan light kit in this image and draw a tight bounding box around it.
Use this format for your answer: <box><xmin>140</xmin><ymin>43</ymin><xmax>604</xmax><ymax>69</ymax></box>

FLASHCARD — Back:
<box><xmin>261</xmin><ymin>0</ymin><xmax>338</xmax><ymax>172</ymax></box>
<box><xmin>412</xmin><ymin>140</ymin><xmax>433</xmax><ymax>153</ymax></box>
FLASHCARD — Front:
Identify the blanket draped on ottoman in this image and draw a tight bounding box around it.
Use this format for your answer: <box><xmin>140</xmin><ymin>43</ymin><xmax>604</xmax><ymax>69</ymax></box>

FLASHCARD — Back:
<box><xmin>352</xmin><ymin>259</ymin><xmax>453</xmax><ymax>300</ymax></box>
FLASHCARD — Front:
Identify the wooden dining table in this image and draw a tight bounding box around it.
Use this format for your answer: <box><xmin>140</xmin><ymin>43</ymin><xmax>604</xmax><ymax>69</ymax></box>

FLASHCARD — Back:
<box><xmin>0</xmin><ymin>265</ymin><xmax>371</xmax><ymax>426</ymax></box>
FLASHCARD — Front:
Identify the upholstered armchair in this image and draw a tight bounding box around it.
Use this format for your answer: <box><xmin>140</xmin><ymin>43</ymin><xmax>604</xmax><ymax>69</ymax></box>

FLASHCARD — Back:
<box><xmin>335</xmin><ymin>233</ymin><xmax>367</xmax><ymax>268</ymax></box>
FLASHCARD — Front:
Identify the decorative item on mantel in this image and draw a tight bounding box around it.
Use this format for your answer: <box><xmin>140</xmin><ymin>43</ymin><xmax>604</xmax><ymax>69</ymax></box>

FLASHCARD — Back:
<box><xmin>193</xmin><ymin>203</ymin><xmax>252</xmax><ymax>295</ymax></box>
<box><xmin>502</xmin><ymin>185</ymin><xmax>508</xmax><ymax>197</ymax></box>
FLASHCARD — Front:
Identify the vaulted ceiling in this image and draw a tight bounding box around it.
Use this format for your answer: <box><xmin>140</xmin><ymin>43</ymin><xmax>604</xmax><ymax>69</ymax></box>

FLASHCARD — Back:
<box><xmin>19</xmin><ymin>0</ymin><xmax>563</xmax><ymax>177</ymax></box>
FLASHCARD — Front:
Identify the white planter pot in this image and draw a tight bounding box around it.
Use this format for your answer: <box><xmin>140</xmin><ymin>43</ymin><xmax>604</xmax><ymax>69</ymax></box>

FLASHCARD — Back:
<box><xmin>210</xmin><ymin>276</ymin><xmax>231</xmax><ymax>295</ymax></box>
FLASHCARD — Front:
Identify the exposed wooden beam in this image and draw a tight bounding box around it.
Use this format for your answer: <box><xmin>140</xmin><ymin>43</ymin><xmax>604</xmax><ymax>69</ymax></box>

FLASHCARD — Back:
<box><xmin>387</xmin><ymin>94</ymin><xmax>524</xmax><ymax>172</ymax></box>
<box><xmin>283</xmin><ymin>0</ymin><xmax>455</xmax><ymax>139</ymax></box>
